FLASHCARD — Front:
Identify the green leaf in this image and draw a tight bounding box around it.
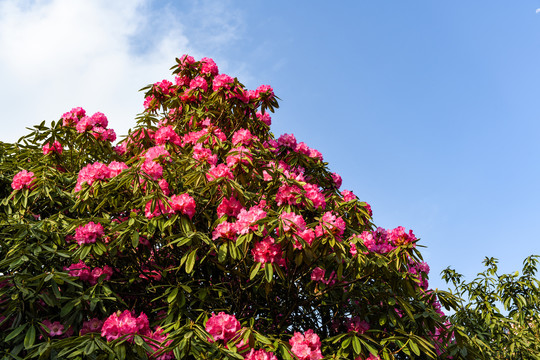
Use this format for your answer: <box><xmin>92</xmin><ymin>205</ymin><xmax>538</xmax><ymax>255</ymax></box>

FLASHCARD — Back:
<box><xmin>185</xmin><ymin>249</ymin><xmax>197</xmax><ymax>273</ymax></box>
<box><xmin>168</xmin><ymin>288</ymin><xmax>179</xmax><ymax>303</ymax></box>
<box><xmin>131</xmin><ymin>231</ymin><xmax>140</xmax><ymax>248</ymax></box>
<box><xmin>264</xmin><ymin>263</ymin><xmax>273</xmax><ymax>283</ymax></box>
<box><xmin>352</xmin><ymin>336</ymin><xmax>362</xmax><ymax>355</ymax></box>
<box><xmin>250</xmin><ymin>262</ymin><xmax>262</xmax><ymax>280</ymax></box>
<box><xmin>24</xmin><ymin>325</ymin><xmax>35</xmax><ymax>349</ymax></box>
<box><xmin>218</xmin><ymin>243</ymin><xmax>228</xmax><ymax>263</ymax></box>
<box><xmin>409</xmin><ymin>340</ymin><xmax>420</xmax><ymax>356</ymax></box>
<box><xmin>6</xmin><ymin>323</ymin><xmax>27</xmax><ymax>342</ymax></box>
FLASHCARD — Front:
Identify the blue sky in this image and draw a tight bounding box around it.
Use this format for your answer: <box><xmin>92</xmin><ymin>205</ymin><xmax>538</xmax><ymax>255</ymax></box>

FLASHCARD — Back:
<box><xmin>1</xmin><ymin>0</ymin><xmax>540</xmax><ymax>291</ymax></box>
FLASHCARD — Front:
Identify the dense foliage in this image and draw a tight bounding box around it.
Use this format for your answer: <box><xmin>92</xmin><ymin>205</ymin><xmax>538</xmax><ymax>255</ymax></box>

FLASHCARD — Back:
<box><xmin>443</xmin><ymin>256</ymin><xmax>540</xmax><ymax>359</ymax></box>
<box><xmin>0</xmin><ymin>55</ymin><xmax>481</xmax><ymax>359</ymax></box>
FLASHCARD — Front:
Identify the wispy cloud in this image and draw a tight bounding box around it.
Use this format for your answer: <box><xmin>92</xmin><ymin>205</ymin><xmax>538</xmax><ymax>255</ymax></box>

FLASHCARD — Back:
<box><xmin>0</xmin><ymin>0</ymin><xmax>243</xmax><ymax>142</ymax></box>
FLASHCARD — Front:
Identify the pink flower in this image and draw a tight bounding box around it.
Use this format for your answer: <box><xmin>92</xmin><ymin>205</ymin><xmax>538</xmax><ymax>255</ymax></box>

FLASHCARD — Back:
<box><xmin>189</xmin><ymin>76</ymin><xmax>208</xmax><ymax>92</ymax></box>
<box><xmin>89</xmin><ymin>265</ymin><xmax>114</xmax><ymax>285</ymax></box>
<box><xmin>206</xmin><ymin>164</ymin><xmax>234</xmax><ymax>182</ymax></box>
<box><xmin>192</xmin><ymin>144</ymin><xmax>218</xmax><ymax>165</ymax></box>
<box><xmin>289</xmin><ymin>329</ymin><xmax>323</xmax><ymax>360</ymax></box>
<box><xmin>232</xmin><ymin>129</ymin><xmax>257</xmax><ymax>146</ymax></box>
<box><xmin>280</xmin><ymin>212</ymin><xmax>306</xmax><ymax>233</ymax></box>
<box><xmin>61</xmin><ymin>107</ymin><xmax>86</xmax><ymax>126</ymax></box>
<box><xmin>251</xmin><ymin>237</ymin><xmax>285</xmax><ymax>266</ymax></box>
<box><xmin>80</xmin><ymin>318</ymin><xmax>103</xmax><ymax>335</ymax></box>
<box><xmin>342</xmin><ymin>190</ymin><xmax>357</xmax><ymax>202</ymax></box>
<box><xmin>359</xmin><ymin>228</ymin><xmax>395</xmax><ymax>254</ymax></box>
<box><xmin>315</xmin><ymin>212</ymin><xmax>346</xmax><ymax>239</ymax></box>
<box><xmin>303</xmin><ymin>183</ymin><xmax>326</xmax><ymax>210</ymax></box>
<box><xmin>388</xmin><ymin>226</ymin><xmax>417</xmax><ymax>247</ymax></box>
<box><xmin>101</xmin><ymin>310</ymin><xmax>150</xmax><ymax>342</ymax></box>
<box><xmin>74</xmin><ymin>221</ymin><xmax>104</xmax><ymax>246</ymax></box>
<box><xmin>141</xmin><ymin>160</ymin><xmax>164</xmax><ymax>181</ymax></box>
<box><xmin>212</xmin><ymin>221</ymin><xmax>237</xmax><ymax>241</ymax></box>
<box><xmin>42</xmin><ymin>320</ymin><xmax>64</xmax><ymax>337</ymax></box>
<box><xmin>350</xmin><ymin>242</ymin><xmax>358</xmax><ymax>256</ymax></box>
<box><xmin>89</xmin><ymin>112</ymin><xmax>108</xmax><ymax>128</ymax></box>
<box><xmin>217</xmin><ymin>196</ymin><xmax>243</xmax><ymax>218</ymax></box>
<box><xmin>169</xmin><ymin>193</ymin><xmax>196</xmax><ymax>219</ymax></box>
<box><xmin>212</xmin><ymin>73</ymin><xmax>234</xmax><ymax>91</ymax></box>
<box><xmin>143</xmin><ymin>95</ymin><xmax>156</xmax><ymax>110</ymax></box>
<box><xmin>347</xmin><ymin>317</ymin><xmax>370</xmax><ymax>334</ymax></box>
<box><xmin>155</xmin><ymin>79</ymin><xmax>173</xmax><ymax>95</ymax></box>
<box><xmin>275</xmin><ymin>184</ymin><xmax>303</xmax><ymax>206</ymax></box>
<box><xmin>107</xmin><ymin>161</ymin><xmax>128</xmax><ymax>177</ymax></box>
<box><xmin>145</xmin><ymin>200</ymin><xmax>172</xmax><ymax>219</ymax></box>
<box><xmin>11</xmin><ymin>170</ymin><xmax>35</xmax><ymax>190</ymax></box>
<box><xmin>311</xmin><ymin>267</ymin><xmax>326</xmax><ymax>282</ymax></box>
<box><xmin>43</xmin><ymin>140</ymin><xmax>63</xmax><ymax>155</ymax></box>
<box><xmin>155</xmin><ymin>125</ymin><xmax>182</xmax><ymax>146</ymax></box>
<box><xmin>64</xmin><ymin>261</ymin><xmax>91</xmax><ymax>281</ymax></box>
<box><xmin>331</xmin><ymin>172</ymin><xmax>342</xmax><ymax>188</ymax></box>
<box><xmin>200</xmin><ymin>57</ymin><xmax>219</xmax><ymax>76</ymax></box>
<box><xmin>74</xmin><ymin>162</ymin><xmax>112</xmax><ymax>192</ymax></box>
<box><xmin>236</xmin><ymin>206</ymin><xmax>267</xmax><ymax>235</ymax></box>
<box><xmin>226</xmin><ymin>146</ymin><xmax>252</xmax><ymax>168</ymax></box>
<box><xmin>159</xmin><ymin>179</ymin><xmax>170</xmax><ymax>195</ymax></box>
<box><xmin>205</xmin><ymin>312</ymin><xmax>240</xmax><ymax>342</ymax></box>
<box><xmin>277</xmin><ymin>133</ymin><xmax>297</xmax><ymax>149</ymax></box>
<box><xmin>296</xmin><ymin>228</ymin><xmax>315</xmax><ymax>249</ymax></box>
<box><xmin>256</xmin><ymin>84</ymin><xmax>274</xmax><ymax>99</ymax></box>
<box><xmin>178</xmin><ymin>54</ymin><xmax>195</xmax><ymax>68</ymax></box>
<box><xmin>244</xmin><ymin>349</ymin><xmax>278</xmax><ymax>360</ymax></box>
<box><xmin>144</xmin><ymin>145</ymin><xmax>171</xmax><ymax>162</ymax></box>
<box><xmin>256</xmin><ymin>111</ymin><xmax>272</xmax><ymax>126</ymax></box>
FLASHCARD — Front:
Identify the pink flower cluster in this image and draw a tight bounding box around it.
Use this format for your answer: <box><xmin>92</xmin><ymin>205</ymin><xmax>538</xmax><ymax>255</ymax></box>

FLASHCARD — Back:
<box><xmin>63</xmin><ymin>110</ymin><xmax>116</xmax><ymax>141</ymax></box>
<box><xmin>236</xmin><ymin>206</ymin><xmax>267</xmax><ymax>235</ymax></box>
<box><xmin>232</xmin><ymin>129</ymin><xmax>257</xmax><ymax>146</ymax></box>
<box><xmin>43</xmin><ymin>140</ymin><xmax>63</xmax><ymax>155</ymax></box>
<box><xmin>74</xmin><ymin>161</ymin><xmax>128</xmax><ymax>192</ymax></box>
<box><xmin>217</xmin><ymin>196</ymin><xmax>243</xmax><ymax>218</ymax></box>
<box><xmin>101</xmin><ymin>310</ymin><xmax>151</xmax><ymax>342</ymax></box>
<box><xmin>347</xmin><ymin>317</ymin><xmax>370</xmax><ymax>334</ymax></box>
<box><xmin>289</xmin><ymin>329</ymin><xmax>323</xmax><ymax>360</ymax></box>
<box><xmin>256</xmin><ymin>111</ymin><xmax>272</xmax><ymax>126</ymax></box>
<box><xmin>409</xmin><ymin>261</ymin><xmax>430</xmax><ymax>289</ymax></box>
<box><xmin>170</xmin><ymin>193</ymin><xmax>196</xmax><ymax>219</ymax></box>
<box><xmin>212</xmin><ymin>73</ymin><xmax>234</xmax><ymax>91</ymax></box>
<box><xmin>205</xmin><ymin>312</ymin><xmax>241</xmax><ymax>342</ymax></box>
<box><xmin>212</xmin><ymin>205</ymin><xmax>266</xmax><ymax>240</ymax></box>
<box><xmin>61</xmin><ymin>107</ymin><xmax>86</xmax><ymax>126</ymax></box>
<box><xmin>80</xmin><ymin>318</ymin><xmax>103</xmax><ymax>335</ymax></box>
<box><xmin>206</xmin><ymin>164</ymin><xmax>234</xmax><ymax>182</ymax></box>
<box><xmin>226</xmin><ymin>146</ymin><xmax>252</xmax><ymax>169</ymax></box>
<box><xmin>64</xmin><ymin>261</ymin><xmax>113</xmax><ymax>285</ymax></box>
<box><xmin>251</xmin><ymin>237</ymin><xmax>285</xmax><ymax>266</ymax></box>
<box><xmin>42</xmin><ymin>320</ymin><xmax>65</xmax><ymax>337</ymax></box>
<box><xmin>280</xmin><ymin>212</ymin><xmax>315</xmax><ymax>249</ymax></box>
<box><xmin>310</xmin><ymin>267</ymin><xmax>336</xmax><ymax>286</ymax></box>
<box><xmin>192</xmin><ymin>144</ymin><xmax>218</xmax><ymax>165</ymax></box>
<box><xmin>11</xmin><ymin>170</ymin><xmax>35</xmax><ymax>190</ymax></box>
<box><xmin>155</xmin><ymin>125</ymin><xmax>182</xmax><ymax>146</ymax></box>
<box><xmin>358</xmin><ymin>226</ymin><xmax>417</xmax><ymax>254</ymax></box>
<box><xmin>244</xmin><ymin>349</ymin><xmax>278</xmax><ymax>360</ymax></box>
<box><xmin>74</xmin><ymin>221</ymin><xmax>104</xmax><ymax>246</ymax></box>
<box><xmin>315</xmin><ymin>212</ymin><xmax>346</xmax><ymax>239</ymax></box>
<box><xmin>277</xmin><ymin>133</ymin><xmax>323</xmax><ymax>160</ymax></box>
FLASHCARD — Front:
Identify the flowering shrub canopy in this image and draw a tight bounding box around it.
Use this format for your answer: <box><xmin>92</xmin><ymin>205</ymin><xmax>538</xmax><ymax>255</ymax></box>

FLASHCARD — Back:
<box><xmin>0</xmin><ymin>55</ymin><xmax>480</xmax><ymax>359</ymax></box>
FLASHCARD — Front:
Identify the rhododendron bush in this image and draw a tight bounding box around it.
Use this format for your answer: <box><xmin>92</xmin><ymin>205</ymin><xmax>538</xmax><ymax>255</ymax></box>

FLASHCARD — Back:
<box><xmin>0</xmin><ymin>55</ymin><xmax>478</xmax><ymax>359</ymax></box>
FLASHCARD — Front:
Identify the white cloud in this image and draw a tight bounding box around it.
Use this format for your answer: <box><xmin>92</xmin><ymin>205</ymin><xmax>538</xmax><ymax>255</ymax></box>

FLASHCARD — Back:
<box><xmin>0</xmin><ymin>0</ymin><xmax>242</xmax><ymax>142</ymax></box>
